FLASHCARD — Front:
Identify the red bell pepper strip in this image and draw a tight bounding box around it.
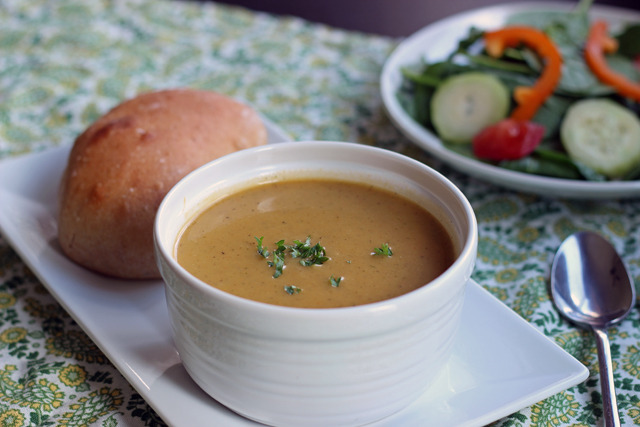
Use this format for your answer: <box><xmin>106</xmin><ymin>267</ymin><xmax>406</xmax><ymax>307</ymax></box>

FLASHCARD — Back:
<box><xmin>484</xmin><ymin>26</ymin><xmax>563</xmax><ymax>121</ymax></box>
<box><xmin>585</xmin><ymin>20</ymin><xmax>640</xmax><ymax>102</ymax></box>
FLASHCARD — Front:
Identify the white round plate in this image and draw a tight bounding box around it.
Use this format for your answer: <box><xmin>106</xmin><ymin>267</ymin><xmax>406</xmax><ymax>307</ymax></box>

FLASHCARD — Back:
<box><xmin>381</xmin><ymin>2</ymin><xmax>640</xmax><ymax>199</ymax></box>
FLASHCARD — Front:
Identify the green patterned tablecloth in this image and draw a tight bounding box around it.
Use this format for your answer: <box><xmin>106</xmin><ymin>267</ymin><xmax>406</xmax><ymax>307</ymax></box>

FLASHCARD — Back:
<box><xmin>1</xmin><ymin>0</ymin><xmax>640</xmax><ymax>426</ymax></box>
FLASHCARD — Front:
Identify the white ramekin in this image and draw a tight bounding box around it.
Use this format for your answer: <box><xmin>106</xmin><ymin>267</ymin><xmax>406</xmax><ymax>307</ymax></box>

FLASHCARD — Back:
<box><xmin>154</xmin><ymin>141</ymin><xmax>477</xmax><ymax>427</ymax></box>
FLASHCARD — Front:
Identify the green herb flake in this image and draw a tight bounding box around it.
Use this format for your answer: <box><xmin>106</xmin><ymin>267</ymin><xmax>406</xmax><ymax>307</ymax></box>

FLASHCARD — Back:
<box><xmin>268</xmin><ymin>251</ymin><xmax>286</xmax><ymax>278</ymax></box>
<box><xmin>284</xmin><ymin>285</ymin><xmax>302</xmax><ymax>295</ymax></box>
<box><xmin>274</xmin><ymin>240</ymin><xmax>287</xmax><ymax>254</ymax></box>
<box><xmin>290</xmin><ymin>236</ymin><xmax>312</xmax><ymax>258</ymax></box>
<box><xmin>373</xmin><ymin>243</ymin><xmax>393</xmax><ymax>257</ymax></box>
<box><xmin>255</xmin><ymin>236</ymin><xmax>270</xmax><ymax>258</ymax></box>
<box><xmin>291</xmin><ymin>237</ymin><xmax>329</xmax><ymax>266</ymax></box>
<box><xmin>329</xmin><ymin>275</ymin><xmax>342</xmax><ymax>287</ymax></box>
<box><xmin>258</xmin><ymin>236</ymin><xmax>331</xmax><ymax>279</ymax></box>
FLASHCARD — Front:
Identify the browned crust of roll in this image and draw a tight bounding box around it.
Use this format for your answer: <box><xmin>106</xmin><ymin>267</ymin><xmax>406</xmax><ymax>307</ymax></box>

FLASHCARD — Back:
<box><xmin>58</xmin><ymin>89</ymin><xmax>268</xmax><ymax>279</ymax></box>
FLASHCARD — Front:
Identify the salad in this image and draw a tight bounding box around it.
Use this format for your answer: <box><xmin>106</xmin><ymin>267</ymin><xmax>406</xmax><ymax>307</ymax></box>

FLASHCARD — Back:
<box><xmin>398</xmin><ymin>0</ymin><xmax>640</xmax><ymax>181</ymax></box>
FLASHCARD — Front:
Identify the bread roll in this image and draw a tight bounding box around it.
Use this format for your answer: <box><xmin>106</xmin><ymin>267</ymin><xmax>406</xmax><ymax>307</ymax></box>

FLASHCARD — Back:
<box><xmin>58</xmin><ymin>89</ymin><xmax>268</xmax><ymax>279</ymax></box>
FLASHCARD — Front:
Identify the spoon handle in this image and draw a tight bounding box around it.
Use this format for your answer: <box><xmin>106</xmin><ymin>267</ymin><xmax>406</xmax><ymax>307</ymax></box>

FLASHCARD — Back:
<box><xmin>593</xmin><ymin>326</ymin><xmax>621</xmax><ymax>427</ymax></box>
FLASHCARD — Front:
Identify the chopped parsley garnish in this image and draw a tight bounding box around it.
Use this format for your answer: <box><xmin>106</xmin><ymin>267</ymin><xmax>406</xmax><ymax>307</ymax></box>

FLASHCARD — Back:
<box><xmin>373</xmin><ymin>243</ymin><xmax>393</xmax><ymax>257</ymax></box>
<box><xmin>284</xmin><ymin>285</ymin><xmax>302</xmax><ymax>295</ymax></box>
<box><xmin>257</xmin><ymin>236</ymin><xmax>391</xmax><ymax>291</ymax></box>
<box><xmin>290</xmin><ymin>237</ymin><xmax>329</xmax><ymax>266</ymax></box>
<box><xmin>255</xmin><ymin>236</ymin><xmax>330</xmax><ymax>278</ymax></box>
<box><xmin>299</xmin><ymin>242</ymin><xmax>329</xmax><ymax>266</ymax></box>
<box><xmin>329</xmin><ymin>275</ymin><xmax>342</xmax><ymax>287</ymax></box>
<box><xmin>274</xmin><ymin>240</ymin><xmax>287</xmax><ymax>255</ymax></box>
<box><xmin>289</xmin><ymin>236</ymin><xmax>311</xmax><ymax>258</ymax></box>
<box><xmin>255</xmin><ymin>236</ymin><xmax>270</xmax><ymax>258</ymax></box>
<box><xmin>267</xmin><ymin>251</ymin><xmax>285</xmax><ymax>278</ymax></box>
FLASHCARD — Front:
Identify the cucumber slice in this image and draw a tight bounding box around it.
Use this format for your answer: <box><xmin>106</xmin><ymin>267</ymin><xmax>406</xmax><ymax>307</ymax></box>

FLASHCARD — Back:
<box><xmin>430</xmin><ymin>72</ymin><xmax>509</xmax><ymax>144</ymax></box>
<box><xmin>560</xmin><ymin>99</ymin><xmax>640</xmax><ymax>179</ymax></box>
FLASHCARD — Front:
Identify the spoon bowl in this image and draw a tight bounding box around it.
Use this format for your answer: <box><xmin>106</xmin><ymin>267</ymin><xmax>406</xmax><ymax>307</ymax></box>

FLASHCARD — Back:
<box><xmin>551</xmin><ymin>231</ymin><xmax>635</xmax><ymax>328</ymax></box>
<box><xmin>551</xmin><ymin>231</ymin><xmax>635</xmax><ymax>427</ymax></box>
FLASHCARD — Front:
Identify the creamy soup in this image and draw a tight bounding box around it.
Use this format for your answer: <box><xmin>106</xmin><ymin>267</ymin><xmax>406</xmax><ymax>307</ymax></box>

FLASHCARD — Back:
<box><xmin>176</xmin><ymin>179</ymin><xmax>455</xmax><ymax>308</ymax></box>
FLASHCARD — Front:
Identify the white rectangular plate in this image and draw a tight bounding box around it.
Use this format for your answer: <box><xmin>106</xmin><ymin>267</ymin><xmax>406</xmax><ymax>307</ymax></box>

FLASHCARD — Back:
<box><xmin>0</xmin><ymin>119</ymin><xmax>588</xmax><ymax>427</ymax></box>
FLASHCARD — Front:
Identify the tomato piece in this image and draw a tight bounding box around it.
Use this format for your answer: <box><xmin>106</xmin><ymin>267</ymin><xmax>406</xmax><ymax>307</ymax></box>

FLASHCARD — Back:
<box><xmin>472</xmin><ymin>119</ymin><xmax>545</xmax><ymax>161</ymax></box>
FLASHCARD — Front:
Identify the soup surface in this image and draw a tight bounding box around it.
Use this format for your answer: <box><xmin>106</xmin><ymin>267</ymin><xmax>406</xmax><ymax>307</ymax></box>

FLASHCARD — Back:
<box><xmin>176</xmin><ymin>179</ymin><xmax>455</xmax><ymax>308</ymax></box>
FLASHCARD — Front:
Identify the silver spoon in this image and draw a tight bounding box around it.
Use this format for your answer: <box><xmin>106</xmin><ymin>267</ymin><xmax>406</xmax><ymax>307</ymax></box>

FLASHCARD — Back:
<box><xmin>551</xmin><ymin>231</ymin><xmax>635</xmax><ymax>427</ymax></box>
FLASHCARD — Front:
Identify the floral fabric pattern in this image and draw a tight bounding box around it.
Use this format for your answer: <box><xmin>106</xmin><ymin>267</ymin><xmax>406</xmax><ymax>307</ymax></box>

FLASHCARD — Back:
<box><xmin>1</xmin><ymin>0</ymin><xmax>640</xmax><ymax>426</ymax></box>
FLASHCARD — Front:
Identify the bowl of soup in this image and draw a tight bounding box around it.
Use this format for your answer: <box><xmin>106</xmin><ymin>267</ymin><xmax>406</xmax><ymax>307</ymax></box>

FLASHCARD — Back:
<box><xmin>154</xmin><ymin>141</ymin><xmax>477</xmax><ymax>427</ymax></box>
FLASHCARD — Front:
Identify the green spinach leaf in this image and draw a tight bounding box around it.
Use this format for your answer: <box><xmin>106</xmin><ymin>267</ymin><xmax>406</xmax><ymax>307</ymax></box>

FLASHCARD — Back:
<box><xmin>616</xmin><ymin>23</ymin><xmax>640</xmax><ymax>57</ymax></box>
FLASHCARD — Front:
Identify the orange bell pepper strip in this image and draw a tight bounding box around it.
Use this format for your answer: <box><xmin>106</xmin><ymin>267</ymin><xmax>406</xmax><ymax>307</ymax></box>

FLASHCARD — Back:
<box><xmin>585</xmin><ymin>20</ymin><xmax>640</xmax><ymax>102</ymax></box>
<box><xmin>484</xmin><ymin>26</ymin><xmax>563</xmax><ymax>121</ymax></box>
